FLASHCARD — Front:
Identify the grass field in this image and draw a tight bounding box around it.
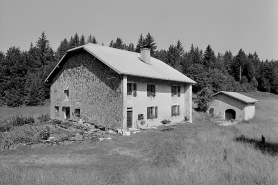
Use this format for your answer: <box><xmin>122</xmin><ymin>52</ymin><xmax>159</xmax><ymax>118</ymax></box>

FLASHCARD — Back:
<box><xmin>0</xmin><ymin>92</ymin><xmax>278</xmax><ymax>185</ymax></box>
<box><xmin>0</xmin><ymin>100</ymin><xmax>50</xmax><ymax>121</ymax></box>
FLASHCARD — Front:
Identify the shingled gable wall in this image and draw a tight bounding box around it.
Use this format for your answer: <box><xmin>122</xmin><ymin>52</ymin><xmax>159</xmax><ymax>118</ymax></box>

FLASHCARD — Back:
<box><xmin>50</xmin><ymin>51</ymin><xmax>123</xmax><ymax>129</ymax></box>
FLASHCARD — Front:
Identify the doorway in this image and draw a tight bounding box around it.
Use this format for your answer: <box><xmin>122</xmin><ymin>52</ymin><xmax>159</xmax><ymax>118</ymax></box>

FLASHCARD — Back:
<box><xmin>63</xmin><ymin>107</ymin><xmax>70</xmax><ymax>120</ymax></box>
<box><xmin>225</xmin><ymin>109</ymin><xmax>236</xmax><ymax>120</ymax></box>
<box><xmin>127</xmin><ymin>110</ymin><xmax>133</xmax><ymax>128</ymax></box>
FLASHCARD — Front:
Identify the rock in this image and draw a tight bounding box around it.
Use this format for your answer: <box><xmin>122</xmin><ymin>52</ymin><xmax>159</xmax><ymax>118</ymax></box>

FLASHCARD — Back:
<box><xmin>73</xmin><ymin>133</ymin><xmax>84</xmax><ymax>141</ymax></box>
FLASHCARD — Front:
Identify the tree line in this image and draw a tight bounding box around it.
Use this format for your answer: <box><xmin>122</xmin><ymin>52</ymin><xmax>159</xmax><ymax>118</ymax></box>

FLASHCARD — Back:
<box><xmin>0</xmin><ymin>32</ymin><xmax>277</xmax><ymax>107</ymax></box>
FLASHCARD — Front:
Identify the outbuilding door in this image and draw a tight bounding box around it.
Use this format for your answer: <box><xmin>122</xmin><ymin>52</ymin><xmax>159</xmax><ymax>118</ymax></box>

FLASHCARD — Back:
<box><xmin>225</xmin><ymin>109</ymin><xmax>236</xmax><ymax>120</ymax></box>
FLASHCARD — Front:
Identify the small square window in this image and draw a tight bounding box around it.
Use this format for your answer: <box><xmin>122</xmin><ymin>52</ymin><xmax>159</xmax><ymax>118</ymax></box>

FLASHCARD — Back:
<box><xmin>55</xmin><ymin>106</ymin><xmax>59</xmax><ymax>114</ymax></box>
<box><xmin>74</xmin><ymin>109</ymin><xmax>80</xmax><ymax>118</ymax></box>
<box><xmin>138</xmin><ymin>114</ymin><xmax>144</xmax><ymax>120</ymax></box>
<box><xmin>64</xmin><ymin>89</ymin><xmax>69</xmax><ymax>97</ymax></box>
<box><xmin>209</xmin><ymin>108</ymin><xmax>214</xmax><ymax>114</ymax></box>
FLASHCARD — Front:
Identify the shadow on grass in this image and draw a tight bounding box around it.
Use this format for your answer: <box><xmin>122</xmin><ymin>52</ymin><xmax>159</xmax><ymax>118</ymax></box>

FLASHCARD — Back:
<box><xmin>234</xmin><ymin>135</ymin><xmax>278</xmax><ymax>156</ymax></box>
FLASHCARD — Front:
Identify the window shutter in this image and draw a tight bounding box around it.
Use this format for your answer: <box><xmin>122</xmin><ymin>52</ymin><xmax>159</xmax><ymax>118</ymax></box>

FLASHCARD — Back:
<box><xmin>147</xmin><ymin>107</ymin><xmax>150</xmax><ymax>119</ymax></box>
<box><xmin>147</xmin><ymin>85</ymin><xmax>150</xmax><ymax>97</ymax></box>
<box><xmin>155</xmin><ymin>106</ymin><xmax>158</xmax><ymax>118</ymax></box>
<box><xmin>177</xmin><ymin>105</ymin><xmax>180</xmax><ymax>116</ymax></box>
<box><xmin>171</xmin><ymin>86</ymin><xmax>174</xmax><ymax>97</ymax></box>
<box><xmin>171</xmin><ymin>106</ymin><xmax>174</xmax><ymax>116</ymax></box>
<box><xmin>178</xmin><ymin>86</ymin><xmax>180</xmax><ymax>97</ymax></box>
<box><xmin>133</xmin><ymin>83</ymin><xmax>137</xmax><ymax>97</ymax></box>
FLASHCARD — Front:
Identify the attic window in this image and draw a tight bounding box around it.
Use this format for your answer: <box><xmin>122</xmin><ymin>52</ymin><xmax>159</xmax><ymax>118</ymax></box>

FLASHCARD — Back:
<box><xmin>64</xmin><ymin>89</ymin><xmax>69</xmax><ymax>97</ymax></box>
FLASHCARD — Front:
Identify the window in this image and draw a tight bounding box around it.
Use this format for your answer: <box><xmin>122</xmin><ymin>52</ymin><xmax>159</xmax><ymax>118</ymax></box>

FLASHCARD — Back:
<box><xmin>127</xmin><ymin>83</ymin><xmax>137</xmax><ymax>97</ymax></box>
<box><xmin>147</xmin><ymin>106</ymin><xmax>158</xmax><ymax>119</ymax></box>
<box><xmin>171</xmin><ymin>85</ymin><xmax>180</xmax><ymax>97</ymax></box>
<box><xmin>55</xmin><ymin>106</ymin><xmax>59</xmax><ymax>114</ymax></box>
<box><xmin>147</xmin><ymin>84</ymin><xmax>155</xmax><ymax>97</ymax></box>
<box><xmin>127</xmin><ymin>83</ymin><xmax>132</xmax><ymax>95</ymax></box>
<box><xmin>74</xmin><ymin>109</ymin><xmax>80</xmax><ymax>118</ymax></box>
<box><xmin>209</xmin><ymin>108</ymin><xmax>214</xmax><ymax>114</ymax></box>
<box><xmin>138</xmin><ymin>114</ymin><xmax>144</xmax><ymax>120</ymax></box>
<box><xmin>64</xmin><ymin>89</ymin><xmax>69</xmax><ymax>97</ymax></box>
<box><xmin>171</xmin><ymin>105</ymin><xmax>180</xmax><ymax>116</ymax></box>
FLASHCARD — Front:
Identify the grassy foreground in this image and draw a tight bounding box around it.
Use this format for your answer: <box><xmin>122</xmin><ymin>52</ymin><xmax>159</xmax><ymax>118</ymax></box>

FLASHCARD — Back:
<box><xmin>1</xmin><ymin>92</ymin><xmax>278</xmax><ymax>185</ymax></box>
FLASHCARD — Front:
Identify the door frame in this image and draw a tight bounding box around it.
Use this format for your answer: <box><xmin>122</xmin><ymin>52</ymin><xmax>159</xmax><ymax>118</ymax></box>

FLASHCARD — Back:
<box><xmin>127</xmin><ymin>108</ymin><xmax>133</xmax><ymax>128</ymax></box>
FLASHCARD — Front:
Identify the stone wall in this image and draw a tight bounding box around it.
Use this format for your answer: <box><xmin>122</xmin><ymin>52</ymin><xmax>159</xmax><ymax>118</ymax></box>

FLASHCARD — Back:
<box><xmin>50</xmin><ymin>51</ymin><xmax>123</xmax><ymax>129</ymax></box>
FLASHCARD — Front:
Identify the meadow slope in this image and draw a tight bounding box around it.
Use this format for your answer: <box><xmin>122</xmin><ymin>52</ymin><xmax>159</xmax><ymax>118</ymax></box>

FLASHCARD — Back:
<box><xmin>0</xmin><ymin>92</ymin><xmax>277</xmax><ymax>185</ymax></box>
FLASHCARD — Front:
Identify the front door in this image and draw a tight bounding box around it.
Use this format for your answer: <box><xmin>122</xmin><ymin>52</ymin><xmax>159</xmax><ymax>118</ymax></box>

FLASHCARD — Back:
<box><xmin>63</xmin><ymin>107</ymin><xmax>70</xmax><ymax>120</ymax></box>
<box><xmin>127</xmin><ymin>111</ymin><xmax>133</xmax><ymax>128</ymax></box>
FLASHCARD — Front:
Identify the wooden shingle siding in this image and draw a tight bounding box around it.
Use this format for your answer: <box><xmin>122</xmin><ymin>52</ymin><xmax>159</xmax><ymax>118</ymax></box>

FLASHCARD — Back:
<box><xmin>50</xmin><ymin>51</ymin><xmax>123</xmax><ymax>129</ymax></box>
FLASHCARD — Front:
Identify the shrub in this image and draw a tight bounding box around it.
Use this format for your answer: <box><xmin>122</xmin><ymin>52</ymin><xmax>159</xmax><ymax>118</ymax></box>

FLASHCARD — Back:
<box><xmin>9</xmin><ymin>115</ymin><xmax>35</xmax><ymax>127</ymax></box>
<box><xmin>37</xmin><ymin>114</ymin><xmax>50</xmax><ymax>123</ymax></box>
<box><xmin>196</xmin><ymin>87</ymin><xmax>213</xmax><ymax>112</ymax></box>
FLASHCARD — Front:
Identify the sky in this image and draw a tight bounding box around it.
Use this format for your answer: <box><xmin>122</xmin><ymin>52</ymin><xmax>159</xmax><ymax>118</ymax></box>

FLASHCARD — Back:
<box><xmin>0</xmin><ymin>0</ymin><xmax>277</xmax><ymax>61</ymax></box>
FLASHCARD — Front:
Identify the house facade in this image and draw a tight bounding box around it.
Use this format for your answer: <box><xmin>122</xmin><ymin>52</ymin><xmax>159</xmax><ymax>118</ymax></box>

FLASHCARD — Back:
<box><xmin>208</xmin><ymin>91</ymin><xmax>258</xmax><ymax>121</ymax></box>
<box><xmin>45</xmin><ymin>44</ymin><xmax>195</xmax><ymax>130</ymax></box>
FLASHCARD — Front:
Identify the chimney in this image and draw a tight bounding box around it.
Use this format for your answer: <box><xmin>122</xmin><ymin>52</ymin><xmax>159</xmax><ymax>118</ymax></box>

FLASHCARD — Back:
<box><xmin>140</xmin><ymin>47</ymin><xmax>151</xmax><ymax>64</ymax></box>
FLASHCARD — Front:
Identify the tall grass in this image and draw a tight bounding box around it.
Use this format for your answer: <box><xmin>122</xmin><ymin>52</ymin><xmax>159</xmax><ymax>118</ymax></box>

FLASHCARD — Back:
<box><xmin>124</xmin><ymin>128</ymin><xmax>278</xmax><ymax>185</ymax></box>
<box><xmin>124</xmin><ymin>92</ymin><xmax>278</xmax><ymax>185</ymax></box>
<box><xmin>0</xmin><ymin>163</ymin><xmax>106</xmax><ymax>185</ymax></box>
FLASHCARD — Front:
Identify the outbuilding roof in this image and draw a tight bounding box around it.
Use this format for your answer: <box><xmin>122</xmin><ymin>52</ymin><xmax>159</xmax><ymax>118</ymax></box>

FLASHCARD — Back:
<box><xmin>212</xmin><ymin>91</ymin><xmax>258</xmax><ymax>104</ymax></box>
<box><xmin>45</xmin><ymin>43</ymin><xmax>196</xmax><ymax>83</ymax></box>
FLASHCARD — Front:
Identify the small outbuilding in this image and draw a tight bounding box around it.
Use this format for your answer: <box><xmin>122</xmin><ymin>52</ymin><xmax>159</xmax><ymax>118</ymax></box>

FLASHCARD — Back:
<box><xmin>208</xmin><ymin>91</ymin><xmax>258</xmax><ymax>121</ymax></box>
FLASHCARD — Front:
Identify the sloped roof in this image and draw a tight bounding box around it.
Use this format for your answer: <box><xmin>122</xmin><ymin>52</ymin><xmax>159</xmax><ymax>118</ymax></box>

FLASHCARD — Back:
<box><xmin>213</xmin><ymin>91</ymin><xmax>258</xmax><ymax>104</ymax></box>
<box><xmin>45</xmin><ymin>43</ymin><xmax>196</xmax><ymax>83</ymax></box>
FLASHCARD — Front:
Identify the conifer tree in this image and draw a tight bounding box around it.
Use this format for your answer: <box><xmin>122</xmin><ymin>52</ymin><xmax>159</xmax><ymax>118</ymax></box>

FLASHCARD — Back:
<box><xmin>127</xmin><ymin>43</ymin><xmax>135</xmax><ymax>51</ymax></box>
<box><xmin>203</xmin><ymin>45</ymin><xmax>216</xmax><ymax>67</ymax></box>
<box><xmin>79</xmin><ymin>35</ymin><xmax>86</xmax><ymax>45</ymax></box>
<box><xmin>135</xmin><ymin>34</ymin><xmax>144</xmax><ymax>53</ymax></box>
<box><xmin>87</xmin><ymin>34</ymin><xmax>97</xmax><ymax>44</ymax></box>
<box><xmin>55</xmin><ymin>38</ymin><xmax>68</xmax><ymax>61</ymax></box>
<box><xmin>144</xmin><ymin>32</ymin><xmax>157</xmax><ymax>56</ymax></box>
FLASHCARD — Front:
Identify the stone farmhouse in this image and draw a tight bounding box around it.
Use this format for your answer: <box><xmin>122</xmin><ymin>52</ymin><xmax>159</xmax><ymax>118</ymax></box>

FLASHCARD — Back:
<box><xmin>208</xmin><ymin>91</ymin><xmax>258</xmax><ymax>121</ymax></box>
<box><xmin>45</xmin><ymin>43</ymin><xmax>196</xmax><ymax>130</ymax></box>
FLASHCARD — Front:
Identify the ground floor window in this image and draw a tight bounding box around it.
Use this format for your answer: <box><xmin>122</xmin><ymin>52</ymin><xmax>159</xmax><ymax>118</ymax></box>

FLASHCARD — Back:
<box><xmin>138</xmin><ymin>114</ymin><xmax>144</xmax><ymax>120</ymax></box>
<box><xmin>147</xmin><ymin>106</ymin><xmax>158</xmax><ymax>119</ymax></box>
<box><xmin>171</xmin><ymin>105</ymin><xmax>180</xmax><ymax>116</ymax></box>
<box><xmin>74</xmin><ymin>108</ymin><xmax>81</xmax><ymax>118</ymax></box>
<box><xmin>55</xmin><ymin>106</ymin><xmax>59</xmax><ymax>114</ymax></box>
